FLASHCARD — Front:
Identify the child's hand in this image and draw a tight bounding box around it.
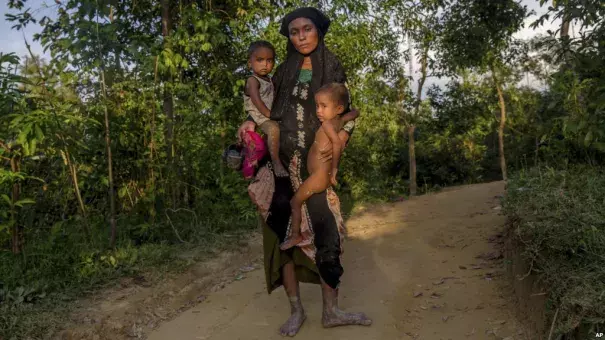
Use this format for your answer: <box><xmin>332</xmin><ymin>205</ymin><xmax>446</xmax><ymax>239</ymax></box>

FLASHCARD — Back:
<box><xmin>330</xmin><ymin>169</ymin><xmax>338</xmax><ymax>186</ymax></box>
<box><xmin>237</xmin><ymin>121</ymin><xmax>256</xmax><ymax>142</ymax></box>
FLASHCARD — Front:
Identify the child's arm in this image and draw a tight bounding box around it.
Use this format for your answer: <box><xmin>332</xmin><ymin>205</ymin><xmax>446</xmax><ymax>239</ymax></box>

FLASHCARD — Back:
<box><xmin>245</xmin><ymin>76</ymin><xmax>271</xmax><ymax>118</ymax></box>
<box><xmin>322</xmin><ymin>119</ymin><xmax>343</xmax><ymax>186</ymax></box>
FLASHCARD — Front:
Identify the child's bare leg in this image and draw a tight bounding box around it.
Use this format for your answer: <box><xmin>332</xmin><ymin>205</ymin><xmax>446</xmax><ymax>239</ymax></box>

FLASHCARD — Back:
<box><xmin>281</xmin><ymin>171</ymin><xmax>331</xmax><ymax>250</ymax></box>
<box><xmin>260</xmin><ymin>121</ymin><xmax>288</xmax><ymax>177</ymax></box>
<box><xmin>282</xmin><ymin>196</ymin><xmax>305</xmax><ymax>251</ymax></box>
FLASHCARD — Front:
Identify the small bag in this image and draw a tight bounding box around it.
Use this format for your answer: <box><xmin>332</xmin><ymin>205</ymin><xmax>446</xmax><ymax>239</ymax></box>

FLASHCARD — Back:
<box><xmin>222</xmin><ymin>144</ymin><xmax>244</xmax><ymax>170</ymax></box>
<box><xmin>222</xmin><ymin>131</ymin><xmax>268</xmax><ymax>179</ymax></box>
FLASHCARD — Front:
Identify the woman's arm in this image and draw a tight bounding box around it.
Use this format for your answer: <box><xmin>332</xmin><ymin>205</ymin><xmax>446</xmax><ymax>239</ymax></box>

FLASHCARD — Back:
<box><xmin>245</xmin><ymin>77</ymin><xmax>271</xmax><ymax>118</ymax></box>
<box><xmin>340</xmin><ymin>108</ymin><xmax>359</xmax><ymax>123</ymax></box>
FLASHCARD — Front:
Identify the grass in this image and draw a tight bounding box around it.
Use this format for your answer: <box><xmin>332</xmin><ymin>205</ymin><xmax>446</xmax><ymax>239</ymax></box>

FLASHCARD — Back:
<box><xmin>0</xmin><ymin>208</ymin><xmax>257</xmax><ymax>340</ymax></box>
<box><xmin>504</xmin><ymin>165</ymin><xmax>605</xmax><ymax>338</ymax></box>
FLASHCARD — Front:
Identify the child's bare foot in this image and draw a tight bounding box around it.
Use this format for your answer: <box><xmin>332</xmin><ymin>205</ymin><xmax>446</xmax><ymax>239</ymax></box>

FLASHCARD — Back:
<box><xmin>280</xmin><ymin>233</ymin><xmax>303</xmax><ymax>250</ymax></box>
<box><xmin>273</xmin><ymin>162</ymin><xmax>289</xmax><ymax>177</ymax></box>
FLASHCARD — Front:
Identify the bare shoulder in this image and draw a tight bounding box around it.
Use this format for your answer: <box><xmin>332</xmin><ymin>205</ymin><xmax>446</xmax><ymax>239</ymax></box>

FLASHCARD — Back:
<box><xmin>325</xmin><ymin>116</ymin><xmax>345</xmax><ymax>130</ymax></box>
<box><xmin>246</xmin><ymin>76</ymin><xmax>260</xmax><ymax>87</ymax></box>
<box><xmin>244</xmin><ymin>76</ymin><xmax>260</xmax><ymax>96</ymax></box>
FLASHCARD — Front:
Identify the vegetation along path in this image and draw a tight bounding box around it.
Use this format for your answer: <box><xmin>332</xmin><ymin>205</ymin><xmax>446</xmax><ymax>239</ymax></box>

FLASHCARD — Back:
<box><xmin>146</xmin><ymin>182</ymin><xmax>528</xmax><ymax>340</ymax></box>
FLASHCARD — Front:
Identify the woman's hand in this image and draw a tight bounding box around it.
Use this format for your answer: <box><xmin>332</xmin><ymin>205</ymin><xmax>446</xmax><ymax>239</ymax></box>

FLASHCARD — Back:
<box><xmin>337</xmin><ymin>130</ymin><xmax>350</xmax><ymax>152</ymax></box>
<box><xmin>237</xmin><ymin>120</ymin><xmax>257</xmax><ymax>142</ymax></box>
<box><xmin>318</xmin><ymin>130</ymin><xmax>350</xmax><ymax>162</ymax></box>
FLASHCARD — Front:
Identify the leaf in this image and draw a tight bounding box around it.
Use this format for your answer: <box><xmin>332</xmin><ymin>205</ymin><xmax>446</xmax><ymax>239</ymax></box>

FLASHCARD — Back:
<box><xmin>51</xmin><ymin>221</ymin><xmax>64</xmax><ymax>235</ymax></box>
<box><xmin>34</xmin><ymin>124</ymin><xmax>44</xmax><ymax>140</ymax></box>
<box><xmin>584</xmin><ymin>130</ymin><xmax>593</xmax><ymax>147</ymax></box>
<box><xmin>17</xmin><ymin>123</ymin><xmax>32</xmax><ymax>146</ymax></box>
<box><xmin>1</xmin><ymin>194</ymin><xmax>11</xmax><ymax>206</ymax></box>
<box><xmin>118</xmin><ymin>186</ymin><xmax>128</xmax><ymax>198</ymax></box>
<box><xmin>15</xmin><ymin>198</ymin><xmax>35</xmax><ymax>207</ymax></box>
<box><xmin>30</xmin><ymin>138</ymin><xmax>37</xmax><ymax>155</ymax></box>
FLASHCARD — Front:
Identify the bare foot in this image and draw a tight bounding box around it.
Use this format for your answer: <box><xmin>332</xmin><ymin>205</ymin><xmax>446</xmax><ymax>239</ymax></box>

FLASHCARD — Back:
<box><xmin>273</xmin><ymin>162</ymin><xmax>289</xmax><ymax>177</ymax></box>
<box><xmin>280</xmin><ymin>233</ymin><xmax>303</xmax><ymax>251</ymax></box>
<box><xmin>279</xmin><ymin>306</ymin><xmax>306</xmax><ymax>337</ymax></box>
<box><xmin>322</xmin><ymin>308</ymin><xmax>372</xmax><ymax>328</ymax></box>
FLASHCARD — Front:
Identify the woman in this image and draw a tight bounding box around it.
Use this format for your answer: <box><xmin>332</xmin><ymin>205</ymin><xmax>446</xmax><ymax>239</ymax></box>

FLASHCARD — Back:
<box><xmin>237</xmin><ymin>7</ymin><xmax>372</xmax><ymax>337</ymax></box>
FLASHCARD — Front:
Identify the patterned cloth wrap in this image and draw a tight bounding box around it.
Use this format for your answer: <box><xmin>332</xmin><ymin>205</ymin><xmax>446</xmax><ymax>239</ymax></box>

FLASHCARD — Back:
<box><xmin>242</xmin><ymin>130</ymin><xmax>268</xmax><ymax>179</ymax></box>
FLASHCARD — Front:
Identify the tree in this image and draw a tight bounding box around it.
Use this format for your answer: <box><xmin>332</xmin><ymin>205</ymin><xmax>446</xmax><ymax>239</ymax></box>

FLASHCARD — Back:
<box><xmin>379</xmin><ymin>0</ymin><xmax>443</xmax><ymax>195</ymax></box>
<box><xmin>438</xmin><ymin>0</ymin><xmax>527</xmax><ymax>181</ymax></box>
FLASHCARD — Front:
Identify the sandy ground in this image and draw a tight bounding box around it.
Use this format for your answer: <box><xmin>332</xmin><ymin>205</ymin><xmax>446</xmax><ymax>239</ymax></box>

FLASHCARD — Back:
<box><xmin>145</xmin><ymin>181</ymin><xmax>527</xmax><ymax>340</ymax></box>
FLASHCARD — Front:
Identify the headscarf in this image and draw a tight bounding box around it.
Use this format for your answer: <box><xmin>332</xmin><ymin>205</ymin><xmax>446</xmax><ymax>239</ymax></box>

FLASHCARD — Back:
<box><xmin>279</xmin><ymin>7</ymin><xmax>331</xmax><ymax>37</ymax></box>
<box><xmin>271</xmin><ymin>7</ymin><xmax>349</xmax><ymax>122</ymax></box>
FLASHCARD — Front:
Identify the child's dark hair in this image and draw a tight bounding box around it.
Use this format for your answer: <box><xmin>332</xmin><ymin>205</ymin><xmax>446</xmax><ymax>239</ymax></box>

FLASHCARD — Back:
<box><xmin>315</xmin><ymin>83</ymin><xmax>350</xmax><ymax>108</ymax></box>
<box><xmin>247</xmin><ymin>40</ymin><xmax>275</xmax><ymax>59</ymax></box>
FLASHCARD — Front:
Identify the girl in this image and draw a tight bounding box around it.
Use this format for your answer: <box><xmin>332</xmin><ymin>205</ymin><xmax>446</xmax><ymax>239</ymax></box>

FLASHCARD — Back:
<box><xmin>243</xmin><ymin>40</ymin><xmax>288</xmax><ymax>177</ymax></box>
<box><xmin>280</xmin><ymin>83</ymin><xmax>359</xmax><ymax>250</ymax></box>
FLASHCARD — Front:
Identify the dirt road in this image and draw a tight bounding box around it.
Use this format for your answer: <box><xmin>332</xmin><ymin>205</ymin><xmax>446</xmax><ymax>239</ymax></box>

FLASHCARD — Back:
<box><xmin>148</xmin><ymin>182</ymin><xmax>527</xmax><ymax>340</ymax></box>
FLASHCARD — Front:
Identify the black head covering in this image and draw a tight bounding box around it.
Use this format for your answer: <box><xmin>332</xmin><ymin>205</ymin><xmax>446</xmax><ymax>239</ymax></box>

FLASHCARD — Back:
<box><xmin>271</xmin><ymin>7</ymin><xmax>349</xmax><ymax>123</ymax></box>
<box><xmin>279</xmin><ymin>7</ymin><xmax>331</xmax><ymax>37</ymax></box>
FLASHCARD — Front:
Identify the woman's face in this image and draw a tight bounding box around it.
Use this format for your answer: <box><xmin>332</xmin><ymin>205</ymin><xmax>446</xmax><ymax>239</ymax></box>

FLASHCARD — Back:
<box><xmin>288</xmin><ymin>17</ymin><xmax>319</xmax><ymax>55</ymax></box>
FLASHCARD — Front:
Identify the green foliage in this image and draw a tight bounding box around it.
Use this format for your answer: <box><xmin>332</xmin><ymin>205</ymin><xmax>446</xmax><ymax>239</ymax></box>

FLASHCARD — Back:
<box><xmin>504</xmin><ymin>166</ymin><xmax>605</xmax><ymax>337</ymax></box>
<box><xmin>438</xmin><ymin>0</ymin><xmax>528</xmax><ymax>72</ymax></box>
<box><xmin>1</xmin><ymin>0</ymin><xmax>605</xmax><ymax>338</ymax></box>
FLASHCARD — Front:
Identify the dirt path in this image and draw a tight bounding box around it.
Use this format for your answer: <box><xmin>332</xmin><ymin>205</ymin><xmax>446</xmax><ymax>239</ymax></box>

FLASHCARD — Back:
<box><xmin>148</xmin><ymin>181</ymin><xmax>527</xmax><ymax>340</ymax></box>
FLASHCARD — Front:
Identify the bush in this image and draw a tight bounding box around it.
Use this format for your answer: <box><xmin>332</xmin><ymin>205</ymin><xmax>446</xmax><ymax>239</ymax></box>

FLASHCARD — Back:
<box><xmin>504</xmin><ymin>166</ymin><xmax>605</xmax><ymax>337</ymax></box>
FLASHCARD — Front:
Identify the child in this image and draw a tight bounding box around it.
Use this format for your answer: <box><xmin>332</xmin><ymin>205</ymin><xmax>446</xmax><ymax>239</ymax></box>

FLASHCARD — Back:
<box><xmin>281</xmin><ymin>83</ymin><xmax>359</xmax><ymax>250</ymax></box>
<box><xmin>243</xmin><ymin>40</ymin><xmax>288</xmax><ymax>177</ymax></box>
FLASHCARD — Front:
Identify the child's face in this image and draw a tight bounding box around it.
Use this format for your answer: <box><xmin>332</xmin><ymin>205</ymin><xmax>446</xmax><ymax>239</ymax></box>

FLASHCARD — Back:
<box><xmin>249</xmin><ymin>47</ymin><xmax>275</xmax><ymax>77</ymax></box>
<box><xmin>315</xmin><ymin>92</ymin><xmax>344</xmax><ymax>122</ymax></box>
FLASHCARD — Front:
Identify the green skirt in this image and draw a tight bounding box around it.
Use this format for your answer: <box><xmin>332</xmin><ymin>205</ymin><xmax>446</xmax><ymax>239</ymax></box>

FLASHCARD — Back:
<box><xmin>261</xmin><ymin>217</ymin><xmax>320</xmax><ymax>293</ymax></box>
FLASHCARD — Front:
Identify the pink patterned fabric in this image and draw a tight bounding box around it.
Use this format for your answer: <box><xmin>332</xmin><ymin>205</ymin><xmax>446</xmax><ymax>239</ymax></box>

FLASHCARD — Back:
<box><xmin>248</xmin><ymin>152</ymin><xmax>346</xmax><ymax>263</ymax></box>
<box><xmin>242</xmin><ymin>131</ymin><xmax>268</xmax><ymax>180</ymax></box>
<box><xmin>247</xmin><ymin>165</ymin><xmax>274</xmax><ymax>221</ymax></box>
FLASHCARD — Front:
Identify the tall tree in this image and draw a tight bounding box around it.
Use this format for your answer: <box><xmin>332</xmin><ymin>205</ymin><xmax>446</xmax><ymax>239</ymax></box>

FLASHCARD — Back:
<box><xmin>379</xmin><ymin>0</ymin><xmax>442</xmax><ymax>195</ymax></box>
<box><xmin>438</xmin><ymin>0</ymin><xmax>527</xmax><ymax>181</ymax></box>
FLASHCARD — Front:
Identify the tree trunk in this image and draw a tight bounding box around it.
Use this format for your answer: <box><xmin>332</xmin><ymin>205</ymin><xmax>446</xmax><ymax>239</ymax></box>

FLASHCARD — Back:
<box><xmin>67</xmin><ymin>153</ymin><xmax>86</xmax><ymax>217</ymax></box>
<box><xmin>161</xmin><ymin>0</ymin><xmax>176</xmax><ymax>207</ymax></box>
<box><xmin>408</xmin><ymin>125</ymin><xmax>417</xmax><ymax>196</ymax></box>
<box><xmin>10</xmin><ymin>155</ymin><xmax>22</xmax><ymax>254</ymax></box>
<box><xmin>408</xmin><ymin>44</ymin><xmax>429</xmax><ymax>196</ymax></box>
<box><xmin>534</xmin><ymin>135</ymin><xmax>539</xmax><ymax>166</ymax></box>
<box><xmin>490</xmin><ymin>62</ymin><xmax>508</xmax><ymax>181</ymax></box>
<box><xmin>161</xmin><ymin>0</ymin><xmax>173</xmax><ymax>164</ymax></box>
<box><xmin>99</xmin><ymin>69</ymin><xmax>118</xmax><ymax>248</ymax></box>
<box><xmin>560</xmin><ymin>12</ymin><xmax>572</xmax><ymax>69</ymax></box>
<box><xmin>407</xmin><ymin>33</ymin><xmax>414</xmax><ymax>80</ymax></box>
<box><xmin>149</xmin><ymin>56</ymin><xmax>159</xmax><ymax>184</ymax></box>
<box><xmin>560</xmin><ymin>18</ymin><xmax>570</xmax><ymax>38</ymax></box>
<box><xmin>163</xmin><ymin>85</ymin><xmax>174</xmax><ymax>167</ymax></box>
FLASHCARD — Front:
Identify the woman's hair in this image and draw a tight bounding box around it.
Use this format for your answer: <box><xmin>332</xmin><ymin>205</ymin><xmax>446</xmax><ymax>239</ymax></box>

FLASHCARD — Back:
<box><xmin>247</xmin><ymin>40</ymin><xmax>275</xmax><ymax>58</ymax></box>
<box><xmin>315</xmin><ymin>83</ymin><xmax>349</xmax><ymax>107</ymax></box>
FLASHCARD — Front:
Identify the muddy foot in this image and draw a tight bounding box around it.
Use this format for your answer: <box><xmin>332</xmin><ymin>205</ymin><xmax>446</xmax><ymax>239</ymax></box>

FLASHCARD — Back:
<box><xmin>279</xmin><ymin>309</ymin><xmax>306</xmax><ymax>337</ymax></box>
<box><xmin>273</xmin><ymin>162</ymin><xmax>289</xmax><ymax>177</ymax></box>
<box><xmin>280</xmin><ymin>234</ymin><xmax>303</xmax><ymax>251</ymax></box>
<box><xmin>322</xmin><ymin>309</ymin><xmax>372</xmax><ymax>328</ymax></box>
